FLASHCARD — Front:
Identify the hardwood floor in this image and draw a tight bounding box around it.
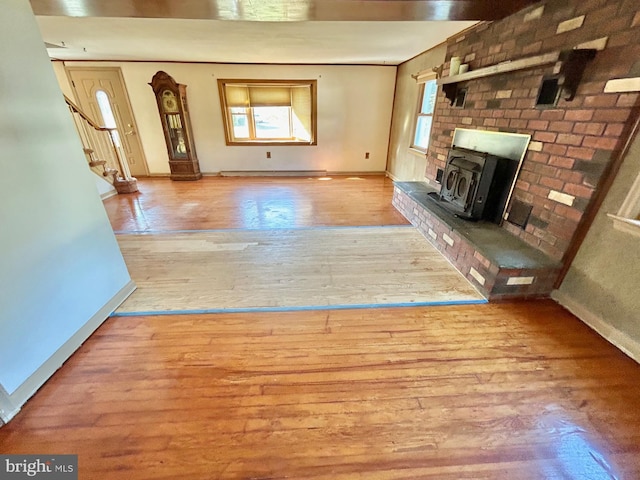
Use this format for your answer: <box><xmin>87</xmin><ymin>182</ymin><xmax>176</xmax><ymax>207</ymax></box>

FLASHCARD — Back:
<box><xmin>115</xmin><ymin>227</ymin><xmax>484</xmax><ymax>314</ymax></box>
<box><xmin>2</xmin><ymin>303</ymin><xmax>640</xmax><ymax>479</ymax></box>
<box><xmin>103</xmin><ymin>175</ymin><xmax>408</xmax><ymax>232</ymax></box>
<box><xmin>2</xmin><ymin>176</ymin><xmax>640</xmax><ymax>479</ymax></box>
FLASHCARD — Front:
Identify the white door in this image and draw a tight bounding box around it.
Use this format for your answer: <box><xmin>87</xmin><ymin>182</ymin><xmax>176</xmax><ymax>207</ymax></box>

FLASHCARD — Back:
<box><xmin>67</xmin><ymin>67</ymin><xmax>149</xmax><ymax>177</ymax></box>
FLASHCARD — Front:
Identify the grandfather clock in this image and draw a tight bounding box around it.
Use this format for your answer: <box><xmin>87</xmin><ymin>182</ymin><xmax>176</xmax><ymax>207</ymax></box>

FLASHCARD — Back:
<box><xmin>149</xmin><ymin>71</ymin><xmax>202</xmax><ymax>180</ymax></box>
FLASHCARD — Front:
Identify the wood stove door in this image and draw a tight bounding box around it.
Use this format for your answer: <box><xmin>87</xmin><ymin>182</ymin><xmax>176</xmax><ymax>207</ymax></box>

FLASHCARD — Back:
<box><xmin>440</xmin><ymin>163</ymin><xmax>477</xmax><ymax>213</ymax></box>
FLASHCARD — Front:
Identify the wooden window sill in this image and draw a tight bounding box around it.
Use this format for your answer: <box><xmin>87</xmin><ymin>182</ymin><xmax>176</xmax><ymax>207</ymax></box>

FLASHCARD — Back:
<box><xmin>409</xmin><ymin>147</ymin><xmax>427</xmax><ymax>157</ymax></box>
<box><xmin>608</xmin><ymin>213</ymin><xmax>640</xmax><ymax>238</ymax></box>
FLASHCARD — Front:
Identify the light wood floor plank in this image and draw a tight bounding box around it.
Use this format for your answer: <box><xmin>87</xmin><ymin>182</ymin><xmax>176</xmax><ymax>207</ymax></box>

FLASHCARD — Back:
<box><xmin>115</xmin><ymin>227</ymin><xmax>484</xmax><ymax>313</ymax></box>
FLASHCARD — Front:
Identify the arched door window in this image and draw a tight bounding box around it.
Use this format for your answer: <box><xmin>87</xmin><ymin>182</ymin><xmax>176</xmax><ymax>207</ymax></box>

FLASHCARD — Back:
<box><xmin>95</xmin><ymin>90</ymin><xmax>121</xmax><ymax>146</ymax></box>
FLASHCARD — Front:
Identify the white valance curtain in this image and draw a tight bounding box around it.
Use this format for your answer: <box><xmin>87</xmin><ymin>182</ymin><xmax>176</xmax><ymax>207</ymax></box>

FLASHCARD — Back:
<box><xmin>224</xmin><ymin>84</ymin><xmax>295</xmax><ymax>107</ymax></box>
<box><xmin>413</xmin><ymin>69</ymin><xmax>438</xmax><ymax>84</ymax></box>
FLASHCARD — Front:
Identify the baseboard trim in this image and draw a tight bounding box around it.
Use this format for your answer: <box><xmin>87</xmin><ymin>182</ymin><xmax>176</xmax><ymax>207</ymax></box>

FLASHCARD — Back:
<box><xmin>0</xmin><ymin>384</ymin><xmax>18</xmax><ymax>426</ymax></box>
<box><xmin>552</xmin><ymin>289</ymin><xmax>640</xmax><ymax>364</ymax></box>
<box><xmin>0</xmin><ymin>280</ymin><xmax>136</xmax><ymax>425</ymax></box>
<box><xmin>146</xmin><ymin>171</ymin><xmax>387</xmax><ymax>178</ymax></box>
<box><xmin>325</xmin><ymin>171</ymin><xmax>386</xmax><ymax>176</ymax></box>
<box><xmin>100</xmin><ymin>189</ymin><xmax>118</xmax><ymax>200</ymax></box>
<box><xmin>220</xmin><ymin>170</ymin><xmax>328</xmax><ymax>177</ymax></box>
<box><xmin>385</xmin><ymin>172</ymin><xmax>433</xmax><ymax>183</ymax></box>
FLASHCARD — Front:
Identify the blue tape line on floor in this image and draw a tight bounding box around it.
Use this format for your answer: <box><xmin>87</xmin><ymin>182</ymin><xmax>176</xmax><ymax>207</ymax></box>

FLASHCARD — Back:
<box><xmin>111</xmin><ymin>299</ymin><xmax>488</xmax><ymax>317</ymax></box>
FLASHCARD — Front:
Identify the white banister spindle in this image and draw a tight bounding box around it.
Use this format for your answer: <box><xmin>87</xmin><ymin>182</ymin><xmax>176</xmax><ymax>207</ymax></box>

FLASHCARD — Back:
<box><xmin>64</xmin><ymin>94</ymin><xmax>137</xmax><ymax>193</ymax></box>
<box><xmin>108</xmin><ymin>130</ymin><xmax>133</xmax><ymax>180</ymax></box>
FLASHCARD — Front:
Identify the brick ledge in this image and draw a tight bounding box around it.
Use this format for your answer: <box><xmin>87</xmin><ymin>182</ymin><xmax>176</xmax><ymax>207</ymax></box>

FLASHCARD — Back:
<box><xmin>393</xmin><ymin>182</ymin><xmax>561</xmax><ymax>300</ymax></box>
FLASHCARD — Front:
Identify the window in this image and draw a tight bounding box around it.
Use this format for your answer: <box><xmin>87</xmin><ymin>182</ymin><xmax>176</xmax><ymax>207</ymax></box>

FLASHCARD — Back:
<box><xmin>608</xmin><ymin>170</ymin><xmax>640</xmax><ymax>237</ymax></box>
<box><xmin>217</xmin><ymin>79</ymin><xmax>317</xmax><ymax>145</ymax></box>
<box><xmin>411</xmin><ymin>79</ymin><xmax>437</xmax><ymax>152</ymax></box>
<box><xmin>95</xmin><ymin>90</ymin><xmax>121</xmax><ymax>146</ymax></box>
<box><xmin>600</xmin><ymin>77</ymin><xmax>640</xmax><ymax>235</ymax></box>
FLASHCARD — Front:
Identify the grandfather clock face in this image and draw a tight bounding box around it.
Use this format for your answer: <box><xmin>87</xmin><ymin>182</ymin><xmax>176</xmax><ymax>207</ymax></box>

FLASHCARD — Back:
<box><xmin>149</xmin><ymin>70</ymin><xmax>201</xmax><ymax>180</ymax></box>
<box><xmin>161</xmin><ymin>90</ymin><xmax>179</xmax><ymax>113</ymax></box>
<box><xmin>160</xmin><ymin>89</ymin><xmax>187</xmax><ymax>158</ymax></box>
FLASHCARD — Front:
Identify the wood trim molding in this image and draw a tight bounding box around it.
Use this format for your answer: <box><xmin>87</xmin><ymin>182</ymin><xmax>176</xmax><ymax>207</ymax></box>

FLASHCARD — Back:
<box><xmin>217</xmin><ymin>78</ymin><xmax>318</xmax><ymax>146</ymax></box>
<box><xmin>412</xmin><ymin>69</ymin><xmax>438</xmax><ymax>84</ymax></box>
<box><xmin>552</xmin><ymin>290</ymin><xmax>640</xmax><ymax>364</ymax></box>
<box><xmin>607</xmin><ymin>214</ymin><xmax>640</xmax><ymax>237</ymax></box>
<box><xmin>438</xmin><ymin>51</ymin><xmax>561</xmax><ymax>85</ymax></box>
<box><xmin>615</xmin><ymin>164</ymin><xmax>640</xmax><ymax>218</ymax></box>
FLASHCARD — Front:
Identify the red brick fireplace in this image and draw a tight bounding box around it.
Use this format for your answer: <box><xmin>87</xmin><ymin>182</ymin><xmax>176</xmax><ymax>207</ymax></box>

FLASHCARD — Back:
<box><xmin>426</xmin><ymin>0</ymin><xmax>639</xmax><ymax>262</ymax></box>
<box><xmin>393</xmin><ymin>0</ymin><xmax>639</xmax><ymax>299</ymax></box>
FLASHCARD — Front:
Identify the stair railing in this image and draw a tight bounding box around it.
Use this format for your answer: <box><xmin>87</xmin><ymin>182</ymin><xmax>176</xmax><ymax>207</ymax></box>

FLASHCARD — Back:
<box><xmin>64</xmin><ymin>95</ymin><xmax>135</xmax><ymax>186</ymax></box>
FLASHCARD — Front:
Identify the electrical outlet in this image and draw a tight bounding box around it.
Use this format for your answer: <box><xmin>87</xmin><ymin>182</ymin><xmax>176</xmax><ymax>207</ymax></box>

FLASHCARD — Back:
<box><xmin>266</xmin><ymin>151</ymin><xmax>271</xmax><ymax>158</ymax></box>
<box><xmin>365</xmin><ymin>152</ymin><xmax>370</xmax><ymax>159</ymax></box>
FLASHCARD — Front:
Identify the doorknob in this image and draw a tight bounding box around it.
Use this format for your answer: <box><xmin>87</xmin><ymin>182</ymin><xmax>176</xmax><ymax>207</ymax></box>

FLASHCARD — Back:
<box><xmin>125</xmin><ymin>130</ymin><xmax>136</xmax><ymax>136</ymax></box>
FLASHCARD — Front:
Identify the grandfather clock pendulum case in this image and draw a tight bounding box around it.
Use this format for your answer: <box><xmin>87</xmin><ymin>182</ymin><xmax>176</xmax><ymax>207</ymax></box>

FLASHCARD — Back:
<box><xmin>149</xmin><ymin>71</ymin><xmax>202</xmax><ymax>180</ymax></box>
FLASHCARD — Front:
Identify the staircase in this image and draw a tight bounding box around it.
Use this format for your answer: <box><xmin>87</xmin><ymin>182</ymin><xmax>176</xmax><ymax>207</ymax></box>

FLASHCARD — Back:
<box><xmin>84</xmin><ymin>147</ymin><xmax>118</xmax><ymax>182</ymax></box>
<box><xmin>64</xmin><ymin>95</ymin><xmax>138</xmax><ymax>194</ymax></box>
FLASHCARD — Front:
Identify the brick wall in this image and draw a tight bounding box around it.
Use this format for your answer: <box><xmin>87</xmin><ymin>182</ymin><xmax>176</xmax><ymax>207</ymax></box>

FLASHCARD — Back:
<box><xmin>427</xmin><ymin>0</ymin><xmax>640</xmax><ymax>260</ymax></box>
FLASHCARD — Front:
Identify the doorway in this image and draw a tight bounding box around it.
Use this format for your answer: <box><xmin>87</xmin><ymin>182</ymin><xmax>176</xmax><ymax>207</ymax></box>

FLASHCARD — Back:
<box><xmin>67</xmin><ymin>67</ymin><xmax>149</xmax><ymax>177</ymax></box>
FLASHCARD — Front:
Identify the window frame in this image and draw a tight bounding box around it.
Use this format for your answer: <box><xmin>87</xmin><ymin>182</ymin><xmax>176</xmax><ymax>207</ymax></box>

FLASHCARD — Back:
<box><xmin>602</xmin><ymin>76</ymin><xmax>640</xmax><ymax>236</ymax></box>
<box><xmin>608</xmin><ymin>170</ymin><xmax>640</xmax><ymax>237</ymax></box>
<box><xmin>410</xmin><ymin>78</ymin><xmax>437</xmax><ymax>153</ymax></box>
<box><xmin>217</xmin><ymin>79</ymin><xmax>317</xmax><ymax>146</ymax></box>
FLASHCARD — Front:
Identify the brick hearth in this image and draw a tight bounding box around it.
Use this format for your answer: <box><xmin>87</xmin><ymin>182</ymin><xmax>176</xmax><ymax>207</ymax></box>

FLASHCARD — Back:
<box><xmin>393</xmin><ymin>182</ymin><xmax>562</xmax><ymax>300</ymax></box>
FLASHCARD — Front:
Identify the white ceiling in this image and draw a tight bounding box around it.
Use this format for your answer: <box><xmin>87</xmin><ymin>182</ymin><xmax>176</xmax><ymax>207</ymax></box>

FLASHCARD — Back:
<box><xmin>36</xmin><ymin>16</ymin><xmax>477</xmax><ymax>65</ymax></box>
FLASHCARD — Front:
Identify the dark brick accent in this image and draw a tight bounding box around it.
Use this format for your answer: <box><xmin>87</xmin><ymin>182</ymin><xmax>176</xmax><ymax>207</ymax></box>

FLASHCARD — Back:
<box><xmin>592</xmin><ymin>149</ymin><xmax>613</xmax><ymax>164</ymax></box>
<box><xmin>573</xmin><ymin>197</ymin><xmax>590</xmax><ymax>212</ymax></box>
<box><xmin>574</xmin><ymin>159</ymin><xmax>607</xmax><ymax>176</ymax></box>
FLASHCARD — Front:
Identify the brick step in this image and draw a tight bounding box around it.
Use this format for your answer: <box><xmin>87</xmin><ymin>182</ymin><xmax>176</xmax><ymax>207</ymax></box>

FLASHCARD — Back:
<box><xmin>393</xmin><ymin>181</ymin><xmax>561</xmax><ymax>301</ymax></box>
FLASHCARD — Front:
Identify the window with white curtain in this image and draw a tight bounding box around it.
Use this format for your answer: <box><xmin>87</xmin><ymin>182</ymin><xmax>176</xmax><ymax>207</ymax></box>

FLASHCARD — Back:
<box><xmin>95</xmin><ymin>89</ymin><xmax>121</xmax><ymax>147</ymax></box>
<box><xmin>411</xmin><ymin>79</ymin><xmax>438</xmax><ymax>152</ymax></box>
<box><xmin>217</xmin><ymin>79</ymin><xmax>317</xmax><ymax>145</ymax></box>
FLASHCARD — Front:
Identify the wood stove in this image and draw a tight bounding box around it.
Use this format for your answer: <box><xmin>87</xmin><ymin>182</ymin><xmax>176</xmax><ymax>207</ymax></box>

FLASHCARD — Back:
<box><xmin>438</xmin><ymin>147</ymin><xmax>515</xmax><ymax>223</ymax></box>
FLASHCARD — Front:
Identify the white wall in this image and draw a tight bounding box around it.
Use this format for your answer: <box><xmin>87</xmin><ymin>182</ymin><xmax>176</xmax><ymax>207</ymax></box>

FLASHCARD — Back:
<box><xmin>57</xmin><ymin>61</ymin><xmax>397</xmax><ymax>175</ymax></box>
<box><xmin>0</xmin><ymin>0</ymin><xmax>133</xmax><ymax>419</ymax></box>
